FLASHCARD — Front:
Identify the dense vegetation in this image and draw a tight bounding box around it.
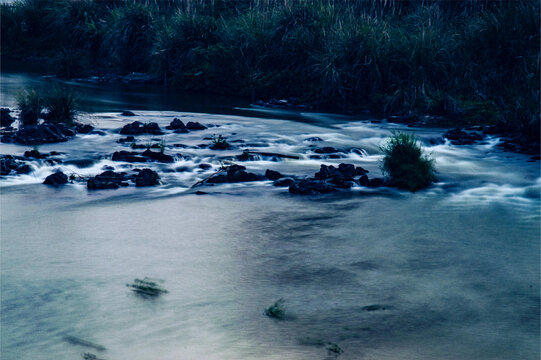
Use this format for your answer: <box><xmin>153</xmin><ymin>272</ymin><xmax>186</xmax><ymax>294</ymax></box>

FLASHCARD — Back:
<box><xmin>2</xmin><ymin>0</ymin><xmax>539</xmax><ymax>143</ymax></box>
<box><xmin>381</xmin><ymin>132</ymin><xmax>436</xmax><ymax>191</ymax></box>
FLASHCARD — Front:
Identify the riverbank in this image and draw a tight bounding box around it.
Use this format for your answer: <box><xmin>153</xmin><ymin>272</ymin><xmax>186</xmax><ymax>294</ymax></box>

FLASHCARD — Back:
<box><xmin>2</xmin><ymin>0</ymin><xmax>539</xmax><ymax>148</ymax></box>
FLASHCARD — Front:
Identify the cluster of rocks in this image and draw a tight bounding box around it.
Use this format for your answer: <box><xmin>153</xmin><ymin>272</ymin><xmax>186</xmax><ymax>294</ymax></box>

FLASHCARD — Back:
<box><xmin>119</xmin><ymin>119</ymin><xmax>207</xmax><ymax>136</ymax></box>
<box><xmin>112</xmin><ymin>149</ymin><xmax>174</xmax><ymax>163</ymax></box>
<box><xmin>1</xmin><ymin>122</ymin><xmax>94</xmax><ymax>145</ymax></box>
<box><xmin>0</xmin><ymin>155</ymin><xmax>32</xmax><ymax>175</ymax></box>
<box><xmin>443</xmin><ymin>128</ymin><xmax>484</xmax><ymax>145</ymax></box>
<box><xmin>120</xmin><ymin>121</ymin><xmax>163</xmax><ymax>135</ymax></box>
<box><xmin>289</xmin><ymin>163</ymin><xmax>385</xmax><ymax>195</ymax></box>
<box><xmin>166</xmin><ymin>118</ymin><xmax>207</xmax><ymax>132</ymax></box>
<box><xmin>42</xmin><ymin>168</ymin><xmax>160</xmax><ymax>189</ymax></box>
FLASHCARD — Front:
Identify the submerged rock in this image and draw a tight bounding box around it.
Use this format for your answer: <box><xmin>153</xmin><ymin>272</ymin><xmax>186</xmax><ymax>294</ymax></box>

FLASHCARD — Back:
<box><xmin>126</xmin><ymin>277</ymin><xmax>168</xmax><ymax>296</ymax></box>
<box><xmin>264</xmin><ymin>299</ymin><xmax>286</xmax><ymax>320</ymax></box>
<box><xmin>121</xmin><ymin>110</ymin><xmax>136</xmax><ymax>116</ymax></box>
<box><xmin>43</xmin><ymin>171</ymin><xmax>68</xmax><ymax>186</ymax></box>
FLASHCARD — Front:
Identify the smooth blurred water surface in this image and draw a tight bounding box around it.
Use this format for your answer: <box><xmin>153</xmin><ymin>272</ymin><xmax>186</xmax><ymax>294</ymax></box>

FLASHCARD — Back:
<box><xmin>1</xmin><ymin>72</ymin><xmax>539</xmax><ymax>360</ymax></box>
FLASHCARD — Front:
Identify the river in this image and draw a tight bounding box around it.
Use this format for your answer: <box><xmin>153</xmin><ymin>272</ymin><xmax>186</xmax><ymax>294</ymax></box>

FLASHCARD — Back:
<box><xmin>1</xmin><ymin>72</ymin><xmax>539</xmax><ymax>360</ymax></box>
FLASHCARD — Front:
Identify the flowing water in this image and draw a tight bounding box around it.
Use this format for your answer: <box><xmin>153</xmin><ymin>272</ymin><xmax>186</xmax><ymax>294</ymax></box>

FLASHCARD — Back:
<box><xmin>1</xmin><ymin>73</ymin><xmax>539</xmax><ymax>360</ymax></box>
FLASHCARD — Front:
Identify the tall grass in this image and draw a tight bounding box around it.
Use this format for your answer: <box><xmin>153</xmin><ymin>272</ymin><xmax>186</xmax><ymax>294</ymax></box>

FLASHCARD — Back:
<box><xmin>2</xmin><ymin>0</ymin><xmax>539</xmax><ymax>142</ymax></box>
<box><xmin>381</xmin><ymin>132</ymin><xmax>436</xmax><ymax>192</ymax></box>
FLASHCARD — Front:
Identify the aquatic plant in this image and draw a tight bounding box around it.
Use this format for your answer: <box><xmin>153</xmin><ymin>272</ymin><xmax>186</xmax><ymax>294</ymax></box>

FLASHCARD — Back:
<box><xmin>159</xmin><ymin>138</ymin><xmax>166</xmax><ymax>154</ymax></box>
<box><xmin>16</xmin><ymin>88</ymin><xmax>43</xmax><ymax>126</ymax></box>
<box><xmin>210</xmin><ymin>134</ymin><xmax>230</xmax><ymax>150</ymax></box>
<box><xmin>264</xmin><ymin>298</ymin><xmax>286</xmax><ymax>320</ymax></box>
<box><xmin>44</xmin><ymin>86</ymin><xmax>79</xmax><ymax>125</ymax></box>
<box><xmin>381</xmin><ymin>132</ymin><xmax>436</xmax><ymax>192</ymax></box>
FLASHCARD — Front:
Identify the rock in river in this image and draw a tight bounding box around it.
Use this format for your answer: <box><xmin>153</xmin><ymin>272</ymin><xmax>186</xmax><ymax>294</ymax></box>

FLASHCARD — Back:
<box><xmin>1</xmin><ymin>123</ymin><xmax>70</xmax><ymax>145</ymax></box>
<box><xmin>43</xmin><ymin>171</ymin><xmax>68</xmax><ymax>186</ymax></box>
<box><xmin>120</xmin><ymin>121</ymin><xmax>163</xmax><ymax>135</ymax></box>
<box><xmin>134</xmin><ymin>168</ymin><xmax>160</xmax><ymax>187</ymax></box>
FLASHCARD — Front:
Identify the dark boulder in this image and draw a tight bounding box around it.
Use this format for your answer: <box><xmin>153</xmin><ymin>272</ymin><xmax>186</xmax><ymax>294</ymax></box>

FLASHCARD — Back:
<box><xmin>141</xmin><ymin>149</ymin><xmax>174</xmax><ymax>163</ymax></box>
<box><xmin>112</xmin><ymin>151</ymin><xmax>148</xmax><ymax>163</ymax></box>
<box><xmin>120</xmin><ymin>121</ymin><xmax>163</xmax><ymax>135</ymax></box>
<box><xmin>1</xmin><ymin>123</ymin><xmax>70</xmax><ymax>145</ymax></box>
<box><xmin>199</xmin><ymin>163</ymin><xmax>212</xmax><ymax>170</ymax></box>
<box><xmin>165</xmin><ymin>118</ymin><xmax>187</xmax><ymax>131</ymax></box>
<box><xmin>265</xmin><ymin>169</ymin><xmax>283</xmax><ymax>180</ymax></box>
<box><xmin>206</xmin><ymin>164</ymin><xmax>261</xmax><ymax>184</ymax></box>
<box><xmin>273</xmin><ymin>177</ymin><xmax>295</xmax><ymax>187</ymax></box>
<box><xmin>87</xmin><ymin>171</ymin><xmax>128</xmax><ymax>190</ymax></box>
<box><xmin>444</xmin><ymin>128</ymin><xmax>484</xmax><ymax>145</ymax></box>
<box><xmin>134</xmin><ymin>168</ymin><xmax>160</xmax><ymax>187</ymax></box>
<box><xmin>358</xmin><ymin>175</ymin><xmax>369</xmax><ymax>186</ymax></box>
<box><xmin>0</xmin><ymin>108</ymin><xmax>15</xmax><ymax>127</ymax></box>
<box><xmin>145</xmin><ymin>122</ymin><xmax>163</xmax><ymax>135</ymax></box>
<box><xmin>75</xmin><ymin>124</ymin><xmax>94</xmax><ymax>134</ymax></box>
<box><xmin>24</xmin><ymin>149</ymin><xmax>48</xmax><ymax>159</ymax></box>
<box><xmin>43</xmin><ymin>171</ymin><xmax>68</xmax><ymax>186</ymax></box>
<box><xmin>186</xmin><ymin>121</ymin><xmax>207</xmax><ymax>130</ymax></box>
<box><xmin>121</xmin><ymin>110</ymin><xmax>136</xmax><ymax>116</ymax></box>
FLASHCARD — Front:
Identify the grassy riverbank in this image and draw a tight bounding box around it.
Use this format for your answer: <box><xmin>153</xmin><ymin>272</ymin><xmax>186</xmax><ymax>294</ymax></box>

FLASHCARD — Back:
<box><xmin>1</xmin><ymin>0</ymin><xmax>539</xmax><ymax>143</ymax></box>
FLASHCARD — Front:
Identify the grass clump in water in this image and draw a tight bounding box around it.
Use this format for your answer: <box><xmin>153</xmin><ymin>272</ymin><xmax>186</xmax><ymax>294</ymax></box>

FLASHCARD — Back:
<box><xmin>210</xmin><ymin>134</ymin><xmax>230</xmax><ymax>150</ymax></box>
<box><xmin>381</xmin><ymin>132</ymin><xmax>436</xmax><ymax>192</ymax></box>
<box><xmin>264</xmin><ymin>298</ymin><xmax>286</xmax><ymax>319</ymax></box>
<box><xmin>44</xmin><ymin>86</ymin><xmax>79</xmax><ymax>125</ymax></box>
<box><xmin>16</xmin><ymin>88</ymin><xmax>42</xmax><ymax>126</ymax></box>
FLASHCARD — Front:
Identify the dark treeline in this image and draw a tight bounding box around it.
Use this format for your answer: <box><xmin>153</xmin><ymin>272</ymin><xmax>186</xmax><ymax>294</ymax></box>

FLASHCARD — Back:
<box><xmin>1</xmin><ymin>0</ymin><xmax>539</xmax><ymax>142</ymax></box>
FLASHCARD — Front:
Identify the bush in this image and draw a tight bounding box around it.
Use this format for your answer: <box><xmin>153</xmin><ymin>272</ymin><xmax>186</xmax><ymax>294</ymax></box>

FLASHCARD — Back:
<box><xmin>44</xmin><ymin>87</ymin><xmax>79</xmax><ymax>125</ymax></box>
<box><xmin>381</xmin><ymin>132</ymin><xmax>436</xmax><ymax>192</ymax></box>
<box><xmin>16</xmin><ymin>88</ymin><xmax>43</xmax><ymax>126</ymax></box>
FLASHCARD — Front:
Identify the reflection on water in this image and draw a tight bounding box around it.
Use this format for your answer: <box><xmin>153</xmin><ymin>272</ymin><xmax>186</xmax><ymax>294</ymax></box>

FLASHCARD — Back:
<box><xmin>1</xmin><ymin>72</ymin><xmax>539</xmax><ymax>360</ymax></box>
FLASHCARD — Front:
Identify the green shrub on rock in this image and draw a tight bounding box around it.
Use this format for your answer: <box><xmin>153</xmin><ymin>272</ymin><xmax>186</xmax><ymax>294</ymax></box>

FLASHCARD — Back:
<box><xmin>381</xmin><ymin>132</ymin><xmax>436</xmax><ymax>192</ymax></box>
